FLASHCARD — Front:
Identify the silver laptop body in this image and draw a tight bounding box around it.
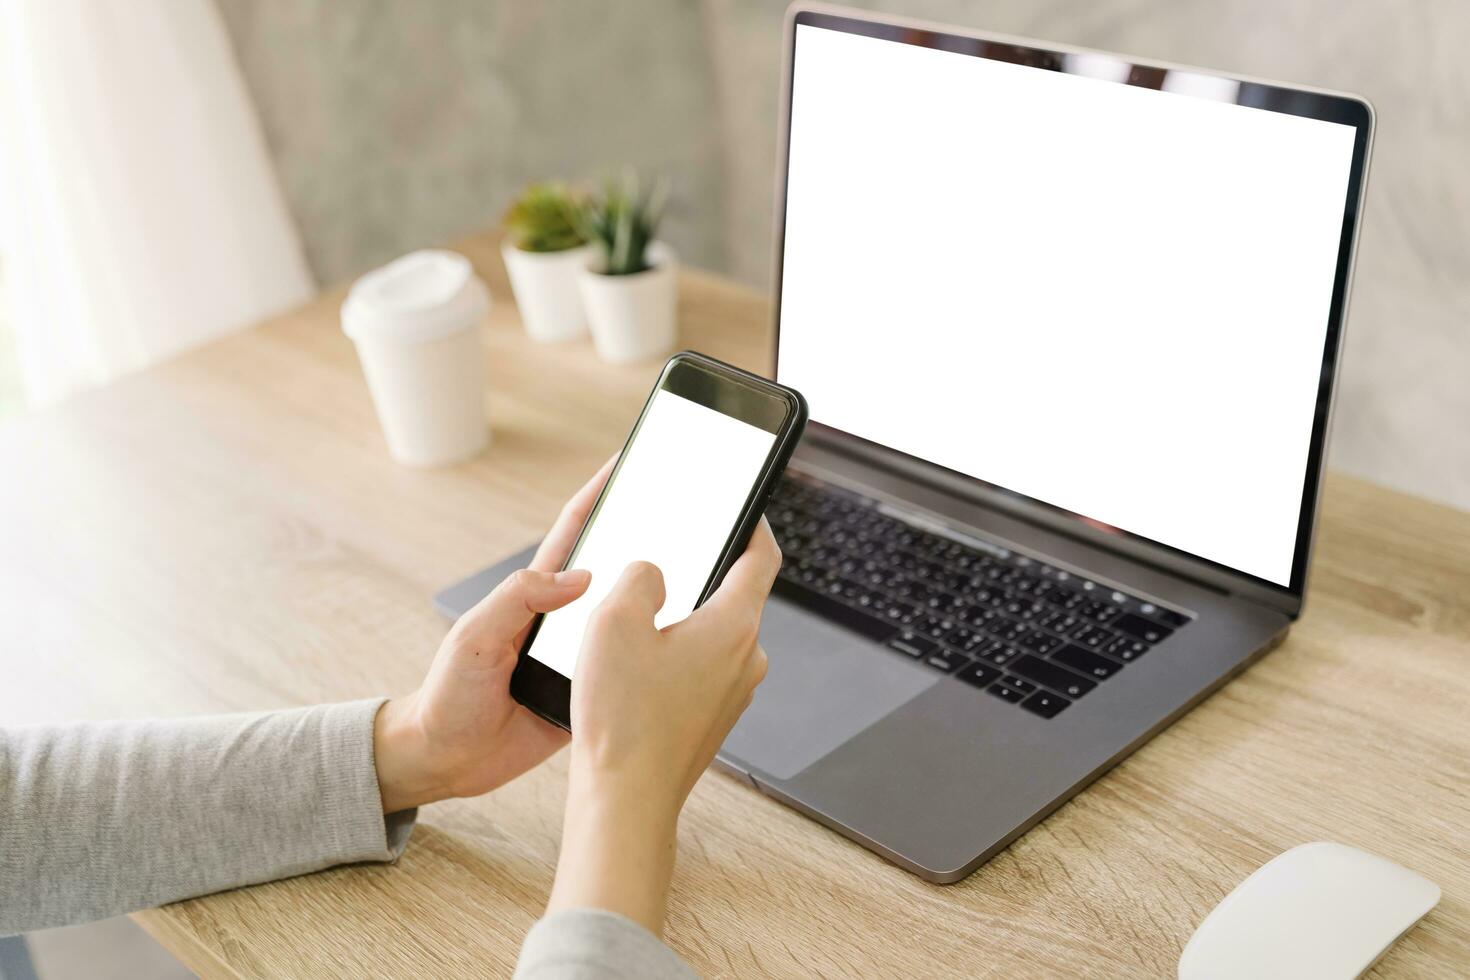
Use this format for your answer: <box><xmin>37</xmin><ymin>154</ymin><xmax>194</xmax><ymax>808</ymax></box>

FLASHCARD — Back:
<box><xmin>440</xmin><ymin>4</ymin><xmax>1372</xmax><ymax>882</ymax></box>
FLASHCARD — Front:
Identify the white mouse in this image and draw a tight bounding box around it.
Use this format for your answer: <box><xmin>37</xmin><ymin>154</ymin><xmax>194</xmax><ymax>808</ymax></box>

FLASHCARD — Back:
<box><xmin>1179</xmin><ymin>841</ymin><xmax>1440</xmax><ymax>980</ymax></box>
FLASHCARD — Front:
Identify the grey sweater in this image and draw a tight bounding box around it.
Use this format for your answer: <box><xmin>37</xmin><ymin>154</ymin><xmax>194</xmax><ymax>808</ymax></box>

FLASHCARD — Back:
<box><xmin>0</xmin><ymin>699</ymin><xmax>694</xmax><ymax>979</ymax></box>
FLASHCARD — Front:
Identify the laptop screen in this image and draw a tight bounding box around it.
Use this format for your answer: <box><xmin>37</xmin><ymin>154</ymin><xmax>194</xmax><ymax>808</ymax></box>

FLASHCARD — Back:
<box><xmin>776</xmin><ymin>22</ymin><xmax>1361</xmax><ymax>589</ymax></box>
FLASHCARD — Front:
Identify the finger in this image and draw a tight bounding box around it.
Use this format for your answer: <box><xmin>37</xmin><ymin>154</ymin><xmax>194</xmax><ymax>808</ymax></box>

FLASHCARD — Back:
<box><xmin>676</xmin><ymin>522</ymin><xmax>779</xmax><ymax>646</ymax></box>
<box><xmin>699</xmin><ymin>519</ymin><xmax>783</xmax><ymax>622</ymax></box>
<box><xmin>597</xmin><ymin>560</ymin><xmax>667</xmax><ymax>624</ymax></box>
<box><xmin>457</xmin><ymin>568</ymin><xmax>591</xmax><ymax>643</ymax></box>
<box><xmin>531</xmin><ymin>455</ymin><xmax>617</xmax><ymax>573</ymax></box>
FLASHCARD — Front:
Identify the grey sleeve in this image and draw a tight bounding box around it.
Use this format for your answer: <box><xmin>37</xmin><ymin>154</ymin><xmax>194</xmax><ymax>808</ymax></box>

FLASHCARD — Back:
<box><xmin>0</xmin><ymin>698</ymin><xmax>415</xmax><ymax>935</ymax></box>
<box><xmin>514</xmin><ymin>909</ymin><xmax>698</xmax><ymax>980</ymax></box>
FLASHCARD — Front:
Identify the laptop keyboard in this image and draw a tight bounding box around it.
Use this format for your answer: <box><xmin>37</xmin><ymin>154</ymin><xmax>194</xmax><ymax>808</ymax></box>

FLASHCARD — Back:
<box><xmin>765</xmin><ymin>473</ymin><xmax>1194</xmax><ymax>720</ymax></box>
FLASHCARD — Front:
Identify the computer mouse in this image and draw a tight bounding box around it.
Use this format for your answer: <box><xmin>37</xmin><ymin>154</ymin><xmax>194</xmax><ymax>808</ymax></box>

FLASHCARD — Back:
<box><xmin>1178</xmin><ymin>841</ymin><xmax>1440</xmax><ymax>980</ymax></box>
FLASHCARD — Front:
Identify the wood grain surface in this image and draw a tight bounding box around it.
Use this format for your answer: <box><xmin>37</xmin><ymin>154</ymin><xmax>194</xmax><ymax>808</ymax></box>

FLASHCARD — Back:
<box><xmin>2</xmin><ymin>231</ymin><xmax>1466</xmax><ymax>977</ymax></box>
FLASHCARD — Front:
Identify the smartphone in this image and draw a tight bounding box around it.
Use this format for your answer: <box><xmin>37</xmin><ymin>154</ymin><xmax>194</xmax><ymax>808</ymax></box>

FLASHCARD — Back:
<box><xmin>510</xmin><ymin>351</ymin><xmax>808</xmax><ymax>730</ymax></box>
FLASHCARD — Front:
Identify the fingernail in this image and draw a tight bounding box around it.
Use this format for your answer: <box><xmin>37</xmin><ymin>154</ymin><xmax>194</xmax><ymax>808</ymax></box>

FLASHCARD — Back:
<box><xmin>555</xmin><ymin>569</ymin><xmax>591</xmax><ymax>586</ymax></box>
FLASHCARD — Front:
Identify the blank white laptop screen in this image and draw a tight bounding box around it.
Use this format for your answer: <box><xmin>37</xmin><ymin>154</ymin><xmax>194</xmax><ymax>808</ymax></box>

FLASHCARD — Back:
<box><xmin>778</xmin><ymin>25</ymin><xmax>1357</xmax><ymax>587</ymax></box>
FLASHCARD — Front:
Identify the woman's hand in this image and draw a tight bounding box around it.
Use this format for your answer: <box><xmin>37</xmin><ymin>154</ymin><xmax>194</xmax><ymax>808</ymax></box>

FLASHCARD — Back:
<box><xmin>547</xmin><ymin>521</ymin><xmax>781</xmax><ymax>934</ymax></box>
<box><xmin>373</xmin><ymin>458</ymin><xmax>613</xmax><ymax>814</ymax></box>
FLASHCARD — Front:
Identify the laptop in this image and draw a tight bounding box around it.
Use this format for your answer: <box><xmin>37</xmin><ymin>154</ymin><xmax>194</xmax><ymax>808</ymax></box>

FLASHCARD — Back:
<box><xmin>438</xmin><ymin>4</ymin><xmax>1373</xmax><ymax>882</ymax></box>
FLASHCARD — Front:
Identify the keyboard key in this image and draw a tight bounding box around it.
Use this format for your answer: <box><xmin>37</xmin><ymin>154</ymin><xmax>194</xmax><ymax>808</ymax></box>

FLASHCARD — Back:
<box><xmin>1065</xmin><ymin>619</ymin><xmax>1096</xmax><ymax>640</ymax></box>
<box><xmin>928</xmin><ymin>594</ymin><xmax>965</xmax><ymax>615</ymax></box>
<box><xmin>1114</xmin><ymin>613</ymin><xmax>1174</xmax><ymax>644</ymax></box>
<box><xmin>977</xmin><ymin>644</ymin><xmax>1016</xmax><ymax>668</ymax></box>
<box><xmin>965</xmin><ymin>586</ymin><xmax>1001</xmax><ymax>607</ymax></box>
<box><xmin>922</xmin><ymin>649</ymin><xmax>970</xmax><ymax>674</ymax></box>
<box><xmin>954</xmin><ymin>662</ymin><xmax>1001</xmax><ymax>689</ymax></box>
<box><xmin>1051</xmin><ymin>644</ymin><xmax>1122</xmax><ymax>680</ymax></box>
<box><xmin>1071</xmin><ymin>625</ymin><xmax>1110</xmax><ymax>649</ymax></box>
<box><xmin>1021</xmin><ymin>690</ymin><xmax>1071</xmax><ymax>718</ymax></box>
<box><xmin>996</xmin><ymin>675</ymin><xmax>1037</xmax><ymax>696</ymax></box>
<box><xmin>881</xmin><ymin>600</ymin><xmax>921</xmax><ymax>625</ymax></box>
<box><xmin>1078</xmin><ymin>600</ymin><xmax>1121</xmax><ymax>624</ymax></box>
<box><xmin>1038</xmin><ymin>610</ymin><xmax>1079</xmax><ymax>635</ymax></box>
<box><xmin>959</xmin><ymin>605</ymin><xmax>1003</xmax><ymax>628</ymax></box>
<box><xmin>1017</xmin><ymin>630</ymin><xmax>1063</xmax><ymax>656</ymax></box>
<box><xmin>1036</xmin><ymin>585</ymin><xmax>1070</xmax><ymax>606</ymax></box>
<box><xmin>1104</xmin><ymin>635</ymin><xmax>1150</xmax><ymax>662</ymax></box>
<box><xmin>947</xmin><ymin>627</ymin><xmax>995</xmax><ymax>656</ymax></box>
<box><xmin>888</xmin><ymin>632</ymin><xmax>935</xmax><ymax>658</ymax></box>
<box><xmin>915</xmin><ymin>615</ymin><xmax>958</xmax><ymax>642</ymax></box>
<box><xmin>1014</xmin><ymin>601</ymin><xmax>1045</xmax><ymax>620</ymax></box>
<box><xmin>990</xmin><ymin>618</ymin><xmax>1028</xmax><ymax>641</ymax></box>
<box><xmin>1012</xmin><ymin>576</ymin><xmax>1043</xmax><ymax>595</ymax></box>
<box><xmin>987</xmin><ymin>683</ymin><xmax>1024</xmax><ymax>704</ymax></box>
<box><xmin>1156</xmin><ymin>608</ymin><xmax>1191</xmax><ymax>628</ymax></box>
<box><xmin>1008</xmin><ymin>654</ymin><xmax>1096</xmax><ymax>699</ymax></box>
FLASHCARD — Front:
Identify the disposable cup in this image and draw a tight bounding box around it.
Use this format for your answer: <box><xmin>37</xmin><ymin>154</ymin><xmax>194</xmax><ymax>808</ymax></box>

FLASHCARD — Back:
<box><xmin>342</xmin><ymin>250</ymin><xmax>490</xmax><ymax>466</ymax></box>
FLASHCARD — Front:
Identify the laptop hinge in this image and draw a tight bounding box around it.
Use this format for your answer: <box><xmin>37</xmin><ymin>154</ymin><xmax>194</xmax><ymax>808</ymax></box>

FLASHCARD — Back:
<box><xmin>787</xmin><ymin>444</ymin><xmax>1295</xmax><ymax>616</ymax></box>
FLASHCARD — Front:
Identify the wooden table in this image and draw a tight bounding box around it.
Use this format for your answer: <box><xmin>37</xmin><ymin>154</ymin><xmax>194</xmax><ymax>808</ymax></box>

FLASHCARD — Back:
<box><xmin>3</xmin><ymin>230</ymin><xmax>1467</xmax><ymax>977</ymax></box>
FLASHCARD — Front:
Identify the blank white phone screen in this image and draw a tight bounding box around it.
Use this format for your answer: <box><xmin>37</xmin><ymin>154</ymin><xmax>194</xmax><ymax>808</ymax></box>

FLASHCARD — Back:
<box><xmin>528</xmin><ymin>389</ymin><xmax>778</xmax><ymax>678</ymax></box>
<box><xmin>780</xmin><ymin>25</ymin><xmax>1357</xmax><ymax>586</ymax></box>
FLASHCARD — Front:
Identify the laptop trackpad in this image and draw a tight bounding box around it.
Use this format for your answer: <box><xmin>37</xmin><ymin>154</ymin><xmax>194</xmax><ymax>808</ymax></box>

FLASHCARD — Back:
<box><xmin>720</xmin><ymin>597</ymin><xmax>938</xmax><ymax>781</ymax></box>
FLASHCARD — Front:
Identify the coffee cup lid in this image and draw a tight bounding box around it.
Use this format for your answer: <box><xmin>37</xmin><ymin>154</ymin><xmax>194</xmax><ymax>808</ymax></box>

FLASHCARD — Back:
<box><xmin>342</xmin><ymin>249</ymin><xmax>490</xmax><ymax>344</ymax></box>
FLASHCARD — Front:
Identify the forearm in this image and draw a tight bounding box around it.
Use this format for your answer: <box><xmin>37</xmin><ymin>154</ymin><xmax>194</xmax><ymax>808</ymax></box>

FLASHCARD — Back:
<box><xmin>546</xmin><ymin>771</ymin><xmax>680</xmax><ymax>937</ymax></box>
<box><xmin>0</xmin><ymin>699</ymin><xmax>414</xmax><ymax>934</ymax></box>
<box><xmin>525</xmin><ymin>772</ymin><xmax>694</xmax><ymax>979</ymax></box>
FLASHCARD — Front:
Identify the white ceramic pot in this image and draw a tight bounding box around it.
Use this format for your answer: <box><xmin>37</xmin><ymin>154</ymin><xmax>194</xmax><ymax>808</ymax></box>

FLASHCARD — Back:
<box><xmin>341</xmin><ymin>250</ymin><xmax>491</xmax><ymax>467</ymax></box>
<box><xmin>576</xmin><ymin>241</ymin><xmax>678</xmax><ymax>364</ymax></box>
<box><xmin>501</xmin><ymin>240</ymin><xmax>592</xmax><ymax>343</ymax></box>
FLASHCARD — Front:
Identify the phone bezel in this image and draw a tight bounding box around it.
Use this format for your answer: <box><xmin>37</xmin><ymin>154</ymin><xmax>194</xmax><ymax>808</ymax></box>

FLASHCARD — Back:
<box><xmin>509</xmin><ymin>350</ymin><xmax>808</xmax><ymax>730</ymax></box>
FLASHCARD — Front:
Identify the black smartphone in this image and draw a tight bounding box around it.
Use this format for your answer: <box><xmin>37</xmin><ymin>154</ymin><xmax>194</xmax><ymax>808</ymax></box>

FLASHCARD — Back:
<box><xmin>510</xmin><ymin>350</ymin><xmax>808</xmax><ymax>730</ymax></box>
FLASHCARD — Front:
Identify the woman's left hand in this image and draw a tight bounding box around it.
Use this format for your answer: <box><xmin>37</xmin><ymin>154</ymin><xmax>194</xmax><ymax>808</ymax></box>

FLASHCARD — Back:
<box><xmin>373</xmin><ymin>457</ymin><xmax>613</xmax><ymax>813</ymax></box>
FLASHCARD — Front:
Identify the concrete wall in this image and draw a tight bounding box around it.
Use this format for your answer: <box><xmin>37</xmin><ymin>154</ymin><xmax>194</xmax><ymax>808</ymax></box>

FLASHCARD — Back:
<box><xmin>219</xmin><ymin>0</ymin><xmax>1470</xmax><ymax>511</ymax></box>
<box><xmin>215</xmin><ymin>0</ymin><xmax>729</xmax><ymax>285</ymax></box>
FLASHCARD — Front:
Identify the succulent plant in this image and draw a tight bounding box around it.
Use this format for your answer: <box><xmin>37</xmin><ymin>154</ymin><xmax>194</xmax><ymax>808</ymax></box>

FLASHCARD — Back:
<box><xmin>503</xmin><ymin>182</ymin><xmax>587</xmax><ymax>253</ymax></box>
<box><xmin>576</xmin><ymin>172</ymin><xmax>668</xmax><ymax>276</ymax></box>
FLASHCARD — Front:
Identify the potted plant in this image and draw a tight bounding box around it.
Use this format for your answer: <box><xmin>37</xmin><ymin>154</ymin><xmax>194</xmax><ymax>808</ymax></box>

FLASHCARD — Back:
<box><xmin>501</xmin><ymin>182</ymin><xmax>593</xmax><ymax>343</ymax></box>
<box><xmin>573</xmin><ymin>173</ymin><xmax>677</xmax><ymax>364</ymax></box>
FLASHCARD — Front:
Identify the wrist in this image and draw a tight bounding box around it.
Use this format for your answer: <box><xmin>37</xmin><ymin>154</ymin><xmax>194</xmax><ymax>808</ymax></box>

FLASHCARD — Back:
<box><xmin>550</xmin><ymin>768</ymin><xmax>681</xmax><ymax>935</ymax></box>
<box><xmin>373</xmin><ymin>694</ymin><xmax>453</xmax><ymax>813</ymax></box>
<box><xmin>567</xmin><ymin>743</ymin><xmax>687</xmax><ymax>820</ymax></box>
<box><xmin>567</xmin><ymin>761</ymin><xmax>682</xmax><ymax>839</ymax></box>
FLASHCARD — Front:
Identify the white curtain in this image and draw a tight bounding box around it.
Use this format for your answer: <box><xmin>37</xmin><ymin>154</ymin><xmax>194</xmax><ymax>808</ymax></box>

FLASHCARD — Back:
<box><xmin>0</xmin><ymin>0</ymin><xmax>314</xmax><ymax>408</ymax></box>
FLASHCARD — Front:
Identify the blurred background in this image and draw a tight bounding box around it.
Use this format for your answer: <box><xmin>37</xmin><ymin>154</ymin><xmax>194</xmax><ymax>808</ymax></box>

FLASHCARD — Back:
<box><xmin>2</xmin><ymin>1</ymin><xmax>1466</xmax><ymax>508</ymax></box>
<box><xmin>0</xmin><ymin>2</ymin><xmax>1464</xmax><ymax>976</ymax></box>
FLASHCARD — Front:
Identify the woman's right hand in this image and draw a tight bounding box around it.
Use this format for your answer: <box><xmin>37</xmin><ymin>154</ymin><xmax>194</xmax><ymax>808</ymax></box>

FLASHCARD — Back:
<box><xmin>546</xmin><ymin>521</ymin><xmax>781</xmax><ymax>934</ymax></box>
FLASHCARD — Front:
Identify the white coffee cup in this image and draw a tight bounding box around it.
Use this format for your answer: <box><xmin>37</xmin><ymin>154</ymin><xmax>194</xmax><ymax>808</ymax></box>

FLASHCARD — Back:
<box><xmin>342</xmin><ymin>250</ymin><xmax>491</xmax><ymax>467</ymax></box>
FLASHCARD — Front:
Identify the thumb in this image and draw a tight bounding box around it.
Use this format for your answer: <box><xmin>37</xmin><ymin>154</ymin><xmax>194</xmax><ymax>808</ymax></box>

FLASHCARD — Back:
<box><xmin>599</xmin><ymin>561</ymin><xmax>667</xmax><ymax>624</ymax></box>
<box><xmin>460</xmin><ymin>568</ymin><xmax>592</xmax><ymax>641</ymax></box>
